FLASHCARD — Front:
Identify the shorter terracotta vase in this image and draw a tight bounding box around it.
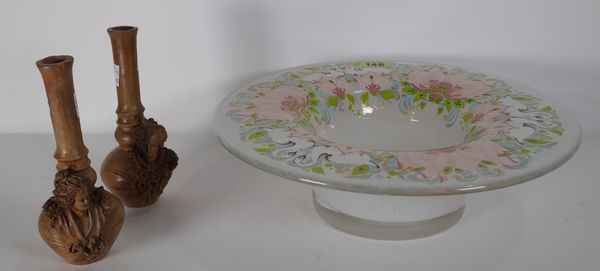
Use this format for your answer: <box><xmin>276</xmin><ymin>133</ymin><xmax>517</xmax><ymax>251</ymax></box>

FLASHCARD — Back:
<box><xmin>36</xmin><ymin>55</ymin><xmax>125</xmax><ymax>265</ymax></box>
<box><xmin>101</xmin><ymin>26</ymin><xmax>178</xmax><ymax>208</ymax></box>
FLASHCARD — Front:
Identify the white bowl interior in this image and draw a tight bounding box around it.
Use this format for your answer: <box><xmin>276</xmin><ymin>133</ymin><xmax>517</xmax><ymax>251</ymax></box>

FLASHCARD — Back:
<box><xmin>316</xmin><ymin>104</ymin><xmax>469</xmax><ymax>152</ymax></box>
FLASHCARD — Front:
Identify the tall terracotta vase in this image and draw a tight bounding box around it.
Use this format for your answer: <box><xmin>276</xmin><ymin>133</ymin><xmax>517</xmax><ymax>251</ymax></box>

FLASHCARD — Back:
<box><xmin>101</xmin><ymin>26</ymin><xmax>178</xmax><ymax>208</ymax></box>
<box><xmin>36</xmin><ymin>55</ymin><xmax>125</xmax><ymax>265</ymax></box>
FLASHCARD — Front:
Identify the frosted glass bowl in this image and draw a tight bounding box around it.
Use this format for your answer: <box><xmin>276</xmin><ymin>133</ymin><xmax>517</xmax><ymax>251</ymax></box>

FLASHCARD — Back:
<box><xmin>213</xmin><ymin>61</ymin><xmax>581</xmax><ymax>240</ymax></box>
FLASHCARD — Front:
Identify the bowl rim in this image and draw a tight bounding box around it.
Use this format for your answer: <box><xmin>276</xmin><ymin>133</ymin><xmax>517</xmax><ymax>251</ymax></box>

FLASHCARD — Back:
<box><xmin>213</xmin><ymin>59</ymin><xmax>582</xmax><ymax>195</ymax></box>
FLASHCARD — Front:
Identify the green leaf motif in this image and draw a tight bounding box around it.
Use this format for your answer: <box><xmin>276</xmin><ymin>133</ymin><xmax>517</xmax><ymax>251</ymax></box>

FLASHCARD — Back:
<box><xmin>297</xmin><ymin>117</ymin><xmax>312</xmax><ymax>128</ymax></box>
<box><xmin>541</xmin><ymin>106</ymin><xmax>553</xmax><ymax>112</ymax></box>
<box><xmin>327</xmin><ymin>96</ymin><xmax>339</xmax><ymax>107</ymax></box>
<box><xmin>414</xmin><ymin>92</ymin><xmax>427</xmax><ymax>102</ymax></box>
<box><xmin>413</xmin><ymin>167</ymin><xmax>425</xmax><ymax>172</ymax></box>
<box><xmin>403</xmin><ymin>88</ymin><xmax>418</xmax><ymax>95</ymax></box>
<box><xmin>524</xmin><ymin>138</ymin><xmax>552</xmax><ymax>145</ymax></box>
<box><xmin>550</xmin><ymin>128</ymin><xmax>563</xmax><ymax>136</ymax></box>
<box><xmin>345</xmin><ymin>94</ymin><xmax>356</xmax><ymax>104</ymax></box>
<box><xmin>462</xmin><ymin>112</ymin><xmax>474</xmax><ymax>123</ymax></box>
<box><xmin>248</xmin><ymin>130</ymin><xmax>267</xmax><ymax>140</ymax></box>
<box><xmin>311</xmin><ymin>166</ymin><xmax>325</xmax><ymax>175</ymax></box>
<box><xmin>380</xmin><ymin>89</ymin><xmax>395</xmax><ymax>100</ymax></box>
<box><xmin>444</xmin><ymin>99</ymin><xmax>452</xmax><ymax>112</ymax></box>
<box><xmin>518</xmin><ymin>148</ymin><xmax>530</xmax><ymax>154</ymax></box>
<box><xmin>361</xmin><ymin>92</ymin><xmax>370</xmax><ymax>105</ymax></box>
<box><xmin>351</xmin><ymin>164</ymin><xmax>370</xmax><ymax>176</ymax></box>
<box><xmin>453</xmin><ymin>100</ymin><xmax>465</xmax><ymax>109</ymax></box>
<box><xmin>512</xmin><ymin>96</ymin><xmax>537</xmax><ymax>102</ymax></box>
<box><xmin>480</xmin><ymin>160</ymin><xmax>496</xmax><ymax>165</ymax></box>
<box><xmin>437</xmin><ymin>107</ymin><xmax>444</xmax><ymax>115</ymax></box>
<box><xmin>254</xmin><ymin>148</ymin><xmax>271</xmax><ymax>153</ymax></box>
<box><xmin>313</xmin><ymin>115</ymin><xmax>320</xmax><ymax>123</ymax></box>
<box><xmin>288</xmin><ymin>72</ymin><xmax>301</xmax><ymax>79</ymax></box>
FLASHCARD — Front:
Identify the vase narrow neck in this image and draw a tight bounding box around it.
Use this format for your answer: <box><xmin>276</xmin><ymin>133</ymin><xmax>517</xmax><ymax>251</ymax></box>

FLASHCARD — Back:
<box><xmin>37</xmin><ymin>55</ymin><xmax>91</xmax><ymax>171</ymax></box>
<box><xmin>108</xmin><ymin>26</ymin><xmax>145</xmax><ymax>151</ymax></box>
<box><xmin>108</xmin><ymin>26</ymin><xmax>145</xmax><ymax>127</ymax></box>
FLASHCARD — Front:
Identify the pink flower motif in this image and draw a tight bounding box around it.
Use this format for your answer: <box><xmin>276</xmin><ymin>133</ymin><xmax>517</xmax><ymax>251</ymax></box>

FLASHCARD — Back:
<box><xmin>280</xmin><ymin>96</ymin><xmax>308</xmax><ymax>115</ymax></box>
<box><xmin>333</xmin><ymin>88</ymin><xmax>346</xmax><ymax>97</ymax></box>
<box><xmin>356</xmin><ymin>72</ymin><xmax>393</xmax><ymax>95</ymax></box>
<box><xmin>469</xmin><ymin>101</ymin><xmax>512</xmax><ymax>137</ymax></box>
<box><xmin>473</xmin><ymin>112</ymin><xmax>485</xmax><ymax>122</ymax></box>
<box><xmin>408</xmin><ymin>68</ymin><xmax>492</xmax><ymax>100</ymax></box>
<box><xmin>430</xmin><ymin>92</ymin><xmax>445</xmax><ymax>101</ymax></box>
<box><xmin>315</xmin><ymin>76</ymin><xmax>352</xmax><ymax>97</ymax></box>
<box><xmin>415</xmin><ymin>80</ymin><xmax>463</xmax><ymax>101</ymax></box>
<box><xmin>395</xmin><ymin>140</ymin><xmax>518</xmax><ymax>180</ymax></box>
<box><xmin>232</xmin><ymin>85</ymin><xmax>308</xmax><ymax>121</ymax></box>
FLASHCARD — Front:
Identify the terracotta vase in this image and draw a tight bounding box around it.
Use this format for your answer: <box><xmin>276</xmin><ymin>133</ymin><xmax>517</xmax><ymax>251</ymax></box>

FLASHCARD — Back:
<box><xmin>36</xmin><ymin>55</ymin><xmax>125</xmax><ymax>265</ymax></box>
<box><xmin>101</xmin><ymin>26</ymin><xmax>178</xmax><ymax>208</ymax></box>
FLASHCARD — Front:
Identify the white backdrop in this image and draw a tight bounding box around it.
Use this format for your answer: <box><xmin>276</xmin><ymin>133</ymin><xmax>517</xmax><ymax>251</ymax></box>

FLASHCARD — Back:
<box><xmin>1</xmin><ymin>1</ymin><xmax>600</xmax><ymax>271</ymax></box>
<box><xmin>1</xmin><ymin>0</ymin><xmax>598</xmax><ymax>133</ymax></box>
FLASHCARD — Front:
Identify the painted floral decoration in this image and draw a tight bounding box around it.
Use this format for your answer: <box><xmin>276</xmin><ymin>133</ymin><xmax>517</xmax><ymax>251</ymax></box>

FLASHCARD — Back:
<box><xmin>226</xmin><ymin>62</ymin><xmax>563</xmax><ymax>184</ymax></box>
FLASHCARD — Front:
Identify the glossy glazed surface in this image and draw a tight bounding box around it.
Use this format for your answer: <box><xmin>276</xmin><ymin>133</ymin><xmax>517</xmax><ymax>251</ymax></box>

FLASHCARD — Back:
<box><xmin>214</xmin><ymin>61</ymin><xmax>581</xmax><ymax>195</ymax></box>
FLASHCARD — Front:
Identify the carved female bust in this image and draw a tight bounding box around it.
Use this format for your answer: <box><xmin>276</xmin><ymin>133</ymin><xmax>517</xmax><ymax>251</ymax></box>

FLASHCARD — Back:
<box><xmin>39</xmin><ymin>170</ymin><xmax>124</xmax><ymax>265</ymax></box>
<box><xmin>103</xmin><ymin>118</ymin><xmax>178</xmax><ymax>207</ymax></box>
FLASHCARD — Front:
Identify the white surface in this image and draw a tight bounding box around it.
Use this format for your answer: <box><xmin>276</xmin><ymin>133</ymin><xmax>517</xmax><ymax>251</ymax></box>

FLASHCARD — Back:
<box><xmin>0</xmin><ymin>0</ymin><xmax>599</xmax><ymax>134</ymax></box>
<box><xmin>0</xmin><ymin>132</ymin><xmax>599</xmax><ymax>271</ymax></box>
<box><xmin>1</xmin><ymin>0</ymin><xmax>599</xmax><ymax>270</ymax></box>
<box><xmin>319</xmin><ymin>102</ymin><xmax>469</xmax><ymax>152</ymax></box>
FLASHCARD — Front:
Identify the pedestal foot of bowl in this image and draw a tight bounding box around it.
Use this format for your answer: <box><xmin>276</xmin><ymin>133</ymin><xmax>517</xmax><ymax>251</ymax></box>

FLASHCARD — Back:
<box><xmin>312</xmin><ymin>187</ymin><xmax>465</xmax><ymax>240</ymax></box>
